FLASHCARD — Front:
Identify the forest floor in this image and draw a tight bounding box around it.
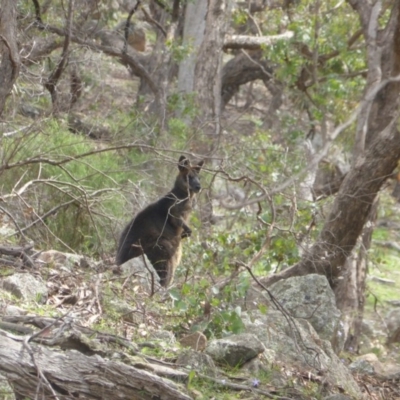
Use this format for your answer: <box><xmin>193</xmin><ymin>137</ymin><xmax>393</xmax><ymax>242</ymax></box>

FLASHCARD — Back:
<box><xmin>1</xmin><ymin>44</ymin><xmax>400</xmax><ymax>399</ymax></box>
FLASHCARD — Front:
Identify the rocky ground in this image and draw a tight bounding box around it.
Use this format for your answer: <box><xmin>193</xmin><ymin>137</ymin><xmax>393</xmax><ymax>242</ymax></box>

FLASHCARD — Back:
<box><xmin>0</xmin><ymin>245</ymin><xmax>399</xmax><ymax>399</ymax></box>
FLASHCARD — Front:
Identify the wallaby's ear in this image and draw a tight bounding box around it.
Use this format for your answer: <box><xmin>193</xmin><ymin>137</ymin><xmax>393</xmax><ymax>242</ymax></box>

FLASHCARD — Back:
<box><xmin>178</xmin><ymin>155</ymin><xmax>190</xmax><ymax>172</ymax></box>
<box><xmin>193</xmin><ymin>160</ymin><xmax>204</xmax><ymax>172</ymax></box>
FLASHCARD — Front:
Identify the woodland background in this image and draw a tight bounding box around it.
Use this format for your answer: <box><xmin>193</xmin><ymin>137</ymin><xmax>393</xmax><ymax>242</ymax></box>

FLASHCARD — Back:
<box><xmin>1</xmin><ymin>0</ymin><xmax>400</xmax><ymax>398</ymax></box>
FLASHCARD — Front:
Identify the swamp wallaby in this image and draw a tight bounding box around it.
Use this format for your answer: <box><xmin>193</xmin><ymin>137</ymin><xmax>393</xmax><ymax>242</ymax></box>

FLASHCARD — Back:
<box><xmin>116</xmin><ymin>155</ymin><xmax>204</xmax><ymax>286</ymax></box>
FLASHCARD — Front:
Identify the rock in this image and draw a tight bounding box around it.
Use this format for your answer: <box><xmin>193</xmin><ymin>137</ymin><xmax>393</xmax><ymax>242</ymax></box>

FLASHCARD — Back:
<box><xmin>2</xmin><ymin>273</ymin><xmax>47</xmax><ymax>303</ymax></box>
<box><xmin>241</xmin><ymin>358</ymin><xmax>268</xmax><ymax>375</ymax></box>
<box><xmin>176</xmin><ymin>349</ymin><xmax>216</xmax><ymax>376</ymax></box>
<box><xmin>268</xmin><ymin>274</ymin><xmax>344</xmax><ymax>352</ymax></box>
<box><xmin>348</xmin><ymin>353</ymin><xmax>383</xmax><ymax>375</ymax></box>
<box><xmin>242</xmin><ymin>309</ymin><xmax>361</xmax><ymax>398</ymax></box>
<box><xmin>108</xmin><ymin>299</ymin><xmax>137</xmax><ymax>323</ymax></box>
<box><xmin>361</xmin><ymin>319</ymin><xmax>375</xmax><ymax>337</ymax></box>
<box><xmin>385</xmin><ymin>308</ymin><xmax>400</xmax><ymax>343</ymax></box>
<box><xmin>150</xmin><ymin>330</ymin><xmax>176</xmax><ymax>344</ymax></box>
<box><xmin>179</xmin><ymin>332</ymin><xmax>207</xmax><ymax>351</ymax></box>
<box><xmin>370</xmin><ymin>276</ymin><xmax>396</xmax><ymax>286</ymax></box>
<box><xmin>386</xmin><ymin>299</ymin><xmax>400</xmax><ymax>307</ymax></box>
<box><xmin>119</xmin><ymin>256</ymin><xmax>161</xmax><ymax>292</ymax></box>
<box><xmin>0</xmin><ymin>303</ymin><xmax>27</xmax><ymax>316</ymax></box>
<box><xmin>205</xmin><ymin>333</ymin><xmax>264</xmax><ymax>367</ymax></box>
<box><xmin>37</xmin><ymin>250</ymin><xmax>84</xmax><ymax>271</ymax></box>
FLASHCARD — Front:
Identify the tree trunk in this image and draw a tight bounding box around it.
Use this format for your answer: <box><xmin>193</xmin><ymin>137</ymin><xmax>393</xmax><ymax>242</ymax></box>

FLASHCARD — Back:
<box><xmin>177</xmin><ymin>0</ymin><xmax>207</xmax><ymax>94</ymax></box>
<box><xmin>262</xmin><ymin>128</ymin><xmax>400</xmax><ymax>288</ymax></box>
<box><xmin>0</xmin><ymin>0</ymin><xmax>20</xmax><ymax>116</ymax></box>
<box><xmin>335</xmin><ymin>197</ymin><xmax>378</xmax><ymax>352</ymax></box>
<box><xmin>261</xmin><ymin>1</ymin><xmax>400</xmax><ymax>289</ymax></box>
<box><xmin>193</xmin><ymin>0</ymin><xmax>231</xmax><ymax>153</ymax></box>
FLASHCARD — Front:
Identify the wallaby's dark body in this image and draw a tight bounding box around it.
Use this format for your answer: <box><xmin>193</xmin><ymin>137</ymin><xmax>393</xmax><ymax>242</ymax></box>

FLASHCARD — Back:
<box><xmin>116</xmin><ymin>156</ymin><xmax>204</xmax><ymax>287</ymax></box>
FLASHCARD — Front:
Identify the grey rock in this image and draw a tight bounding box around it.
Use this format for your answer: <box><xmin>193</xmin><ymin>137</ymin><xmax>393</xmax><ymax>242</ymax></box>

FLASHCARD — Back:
<box><xmin>19</xmin><ymin>103</ymin><xmax>41</xmax><ymax>119</ymax></box>
<box><xmin>120</xmin><ymin>256</ymin><xmax>161</xmax><ymax>292</ymax></box>
<box><xmin>386</xmin><ymin>299</ymin><xmax>400</xmax><ymax>307</ymax></box>
<box><xmin>2</xmin><ymin>273</ymin><xmax>47</xmax><ymax>303</ymax></box>
<box><xmin>205</xmin><ymin>333</ymin><xmax>264</xmax><ymax>367</ymax></box>
<box><xmin>268</xmin><ymin>274</ymin><xmax>344</xmax><ymax>352</ymax></box>
<box><xmin>37</xmin><ymin>250</ymin><xmax>84</xmax><ymax>271</ymax></box>
<box><xmin>242</xmin><ymin>309</ymin><xmax>361</xmax><ymax>398</ymax></box>
<box><xmin>0</xmin><ymin>303</ymin><xmax>27</xmax><ymax>316</ymax></box>
<box><xmin>176</xmin><ymin>349</ymin><xmax>216</xmax><ymax>376</ymax></box>
<box><xmin>370</xmin><ymin>275</ymin><xmax>396</xmax><ymax>286</ymax></box>
<box><xmin>361</xmin><ymin>319</ymin><xmax>375</xmax><ymax>337</ymax></box>
<box><xmin>150</xmin><ymin>330</ymin><xmax>176</xmax><ymax>344</ymax></box>
<box><xmin>108</xmin><ymin>299</ymin><xmax>137</xmax><ymax>322</ymax></box>
<box><xmin>385</xmin><ymin>308</ymin><xmax>400</xmax><ymax>343</ymax></box>
<box><xmin>348</xmin><ymin>358</ymin><xmax>375</xmax><ymax>375</ymax></box>
<box><xmin>348</xmin><ymin>353</ymin><xmax>383</xmax><ymax>376</ymax></box>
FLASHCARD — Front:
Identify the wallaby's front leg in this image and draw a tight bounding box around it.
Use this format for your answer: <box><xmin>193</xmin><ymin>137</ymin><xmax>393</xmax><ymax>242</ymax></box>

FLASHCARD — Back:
<box><xmin>181</xmin><ymin>222</ymin><xmax>192</xmax><ymax>239</ymax></box>
<box><xmin>169</xmin><ymin>213</ymin><xmax>192</xmax><ymax>238</ymax></box>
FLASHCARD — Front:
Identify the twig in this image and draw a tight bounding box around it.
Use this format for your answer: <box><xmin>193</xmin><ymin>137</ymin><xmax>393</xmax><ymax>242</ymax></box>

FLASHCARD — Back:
<box><xmin>141</xmin><ymin>6</ymin><xmax>167</xmax><ymax>37</ymax></box>
<box><xmin>44</xmin><ymin>0</ymin><xmax>74</xmax><ymax>113</ymax></box>
<box><xmin>123</xmin><ymin>1</ymin><xmax>142</xmax><ymax>54</ymax></box>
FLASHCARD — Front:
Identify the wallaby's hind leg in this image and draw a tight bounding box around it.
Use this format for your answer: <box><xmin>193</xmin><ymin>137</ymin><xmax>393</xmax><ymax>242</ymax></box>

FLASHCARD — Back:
<box><xmin>146</xmin><ymin>238</ymin><xmax>180</xmax><ymax>287</ymax></box>
<box><xmin>116</xmin><ymin>223</ymin><xmax>144</xmax><ymax>265</ymax></box>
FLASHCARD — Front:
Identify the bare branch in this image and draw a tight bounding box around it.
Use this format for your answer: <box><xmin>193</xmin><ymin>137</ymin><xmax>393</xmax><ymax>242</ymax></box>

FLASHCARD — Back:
<box><xmin>44</xmin><ymin>0</ymin><xmax>74</xmax><ymax>113</ymax></box>
<box><xmin>223</xmin><ymin>32</ymin><xmax>294</xmax><ymax>50</ymax></box>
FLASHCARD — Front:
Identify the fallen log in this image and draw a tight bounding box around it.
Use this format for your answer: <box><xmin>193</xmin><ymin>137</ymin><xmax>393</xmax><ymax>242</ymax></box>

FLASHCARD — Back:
<box><xmin>0</xmin><ymin>331</ymin><xmax>192</xmax><ymax>400</ymax></box>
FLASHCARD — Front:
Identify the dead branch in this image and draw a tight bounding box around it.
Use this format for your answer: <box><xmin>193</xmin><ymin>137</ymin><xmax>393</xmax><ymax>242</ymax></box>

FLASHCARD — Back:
<box><xmin>0</xmin><ymin>244</ymin><xmax>35</xmax><ymax>268</ymax></box>
<box><xmin>0</xmin><ymin>143</ymin><xmax>154</xmax><ymax>174</ymax></box>
<box><xmin>223</xmin><ymin>31</ymin><xmax>294</xmax><ymax>50</ymax></box>
<box><xmin>44</xmin><ymin>0</ymin><xmax>74</xmax><ymax>113</ymax></box>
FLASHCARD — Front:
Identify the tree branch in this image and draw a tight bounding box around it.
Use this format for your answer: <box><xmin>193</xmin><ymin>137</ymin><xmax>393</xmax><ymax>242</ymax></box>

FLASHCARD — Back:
<box><xmin>223</xmin><ymin>32</ymin><xmax>294</xmax><ymax>50</ymax></box>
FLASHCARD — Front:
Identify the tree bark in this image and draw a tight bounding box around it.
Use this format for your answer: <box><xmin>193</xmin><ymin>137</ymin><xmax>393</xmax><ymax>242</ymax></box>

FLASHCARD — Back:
<box><xmin>336</xmin><ymin>197</ymin><xmax>378</xmax><ymax>352</ymax></box>
<box><xmin>223</xmin><ymin>32</ymin><xmax>294</xmax><ymax>50</ymax></box>
<box><xmin>0</xmin><ymin>332</ymin><xmax>192</xmax><ymax>400</ymax></box>
<box><xmin>193</xmin><ymin>0</ymin><xmax>231</xmax><ymax>150</ymax></box>
<box><xmin>221</xmin><ymin>50</ymin><xmax>273</xmax><ymax>109</ymax></box>
<box><xmin>177</xmin><ymin>0</ymin><xmax>207</xmax><ymax>94</ymax></box>
<box><xmin>0</xmin><ymin>0</ymin><xmax>20</xmax><ymax>116</ymax></box>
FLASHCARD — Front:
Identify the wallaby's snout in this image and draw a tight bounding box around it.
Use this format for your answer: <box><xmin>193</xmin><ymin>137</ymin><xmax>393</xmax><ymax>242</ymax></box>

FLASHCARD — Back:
<box><xmin>191</xmin><ymin>176</ymin><xmax>201</xmax><ymax>193</ymax></box>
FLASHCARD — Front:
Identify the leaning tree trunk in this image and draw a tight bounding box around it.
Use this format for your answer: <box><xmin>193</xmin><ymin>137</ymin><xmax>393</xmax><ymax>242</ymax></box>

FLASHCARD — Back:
<box><xmin>262</xmin><ymin>0</ymin><xmax>400</xmax><ymax>289</ymax></box>
<box><xmin>0</xmin><ymin>0</ymin><xmax>20</xmax><ymax>116</ymax></box>
<box><xmin>0</xmin><ymin>332</ymin><xmax>191</xmax><ymax>400</ymax></box>
<box><xmin>335</xmin><ymin>197</ymin><xmax>379</xmax><ymax>352</ymax></box>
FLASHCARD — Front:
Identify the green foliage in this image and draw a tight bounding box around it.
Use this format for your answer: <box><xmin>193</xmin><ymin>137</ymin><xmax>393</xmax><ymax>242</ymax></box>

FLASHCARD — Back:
<box><xmin>266</xmin><ymin>0</ymin><xmax>365</xmax><ymax>125</ymax></box>
<box><xmin>167</xmin><ymin>92</ymin><xmax>198</xmax><ymax>119</ymax></box>
<box><xmin>166</xmin><ymin>38</ymin><xmax>194</xmax><ymax>63</ymax></box>
<box><xmin>0</xmin><ymin>120</ymin><xmax>146</xmax><ymax>255</ymax></box>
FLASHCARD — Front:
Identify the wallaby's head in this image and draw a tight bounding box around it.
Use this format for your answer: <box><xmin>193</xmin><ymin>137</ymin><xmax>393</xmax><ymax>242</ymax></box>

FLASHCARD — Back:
<box><xmin>176</xmin><ymin>155</ymin><xmax>204</xmax><ymax>194</ymax></box>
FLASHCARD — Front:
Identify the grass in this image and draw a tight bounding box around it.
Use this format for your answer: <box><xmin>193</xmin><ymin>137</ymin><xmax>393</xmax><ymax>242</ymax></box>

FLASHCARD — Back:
<box><xmin>366</xmin><ymin>249</ymin><xmax>400</xmax><ymax>309</ymax></box>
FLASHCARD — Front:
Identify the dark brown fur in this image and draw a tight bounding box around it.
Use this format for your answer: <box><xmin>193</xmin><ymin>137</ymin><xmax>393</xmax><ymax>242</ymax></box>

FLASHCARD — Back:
<box><xmin>116</xmin><ymin>156</ymin><xmax>204</xmax><ymax>286</ymax></box>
